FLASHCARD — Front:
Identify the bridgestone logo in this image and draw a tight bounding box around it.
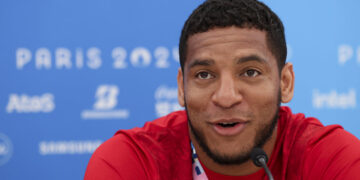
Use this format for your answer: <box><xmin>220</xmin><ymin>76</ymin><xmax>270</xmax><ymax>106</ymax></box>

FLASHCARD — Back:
<box><xmin>39</xmin><ymin>140</ymin><xmax>102</xmax><ymax>155</ymax></box>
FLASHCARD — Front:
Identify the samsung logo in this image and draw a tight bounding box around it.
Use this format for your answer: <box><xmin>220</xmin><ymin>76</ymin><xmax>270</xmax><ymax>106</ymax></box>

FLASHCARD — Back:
<box><xmin>39</xmin><ymin>140</ymin><xmax>102</xmax><ymax>155</ymax></box>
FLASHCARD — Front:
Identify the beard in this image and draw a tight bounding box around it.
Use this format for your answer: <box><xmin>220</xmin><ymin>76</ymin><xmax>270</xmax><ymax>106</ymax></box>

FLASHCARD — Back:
<box><xmin>186</xmin><ymin>92</ymin><xmax>281</xmax><ymax>165</ymax></box>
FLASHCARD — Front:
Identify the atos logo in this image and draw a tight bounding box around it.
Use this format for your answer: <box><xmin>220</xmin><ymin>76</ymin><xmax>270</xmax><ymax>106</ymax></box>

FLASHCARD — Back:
<box><xmin>0</xmin><ymin>133</ymin><xmax>13</xmax><ymax>166</ymax></box>
<box><xmin>6</xmin><ymin>93</ymin><xmax>55</xmax><ymax>113</ymax></box>
<box><xmin>81</xmin><ymin>85</ymin><xmax>129</xmax><ymax>120</ymax></box>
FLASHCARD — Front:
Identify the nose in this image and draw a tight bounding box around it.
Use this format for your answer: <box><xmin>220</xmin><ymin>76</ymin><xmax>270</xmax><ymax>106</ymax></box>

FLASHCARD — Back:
<box><xmin>211</xmin><ymin>74</ymin><xmax>243</xmax><ymax>108</ymax></box>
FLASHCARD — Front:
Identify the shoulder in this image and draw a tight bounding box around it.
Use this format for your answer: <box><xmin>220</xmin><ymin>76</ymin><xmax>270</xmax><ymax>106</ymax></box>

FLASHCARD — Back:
<box><xmin>301</xmin><ymin>125</ymin><xmax>360</xmax><ymax>179</ymax></box>
<box><xmin>84</xmin><ymin>110</ymin><xmax>191</xmax><ymax>179</ymax></box>
<box><xmin>123</xmin><ymin>110</ymin><xmax>188</xmax><ymax>135</ymax></box>
<box><xmin>279</xmin><ymin>107</ymin><xmax>360</xmax><ymax>179</ymax></box>
<box><xmin>84</xmin><ymin>133</ymin><xmax>151</xmax><ymax>179</ymax></box>
<box><xmin>113</xmin><ymin>110</ymin><xmax>189</xmax><ymax>151</ymax></box>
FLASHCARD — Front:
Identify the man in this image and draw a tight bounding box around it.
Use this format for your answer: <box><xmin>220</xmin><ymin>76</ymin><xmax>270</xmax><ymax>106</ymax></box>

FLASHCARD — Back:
<box><xmin>85</xmin><ymin>0</ymin><xmax>360</xmax><ymax>179</ymax></box>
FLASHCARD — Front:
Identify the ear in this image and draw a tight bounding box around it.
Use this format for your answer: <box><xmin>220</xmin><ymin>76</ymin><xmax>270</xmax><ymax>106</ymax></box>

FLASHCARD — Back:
<box><xmin>177</xmin><ymin>68</ymin><xmax>185</xmax><ymax>107</ymax></box>
<box><xmin>280</xmin><ymin>62</ymin><xmax>295</xmax><ymax>103</ymax></box>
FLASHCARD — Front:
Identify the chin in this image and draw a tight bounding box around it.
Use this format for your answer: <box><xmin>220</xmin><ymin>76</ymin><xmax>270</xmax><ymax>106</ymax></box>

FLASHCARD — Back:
<box><xmin>188</xmin><ymin>108</ymin><xmax>279</xmax><ymax>165</ymax></box>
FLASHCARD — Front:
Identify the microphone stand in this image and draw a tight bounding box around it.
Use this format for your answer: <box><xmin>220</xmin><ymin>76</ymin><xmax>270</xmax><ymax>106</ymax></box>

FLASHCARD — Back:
<box><xmin>250</xmin><ymin>147</ymin><xmax>274</xmax><ymax>180</ymax></box>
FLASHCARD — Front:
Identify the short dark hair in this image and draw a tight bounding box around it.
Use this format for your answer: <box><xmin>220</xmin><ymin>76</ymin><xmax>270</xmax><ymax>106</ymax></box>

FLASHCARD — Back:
<box><xmin>179</xmin><ymin>0</ymin><xmax>287</xmax><ymax>73</ymax></box>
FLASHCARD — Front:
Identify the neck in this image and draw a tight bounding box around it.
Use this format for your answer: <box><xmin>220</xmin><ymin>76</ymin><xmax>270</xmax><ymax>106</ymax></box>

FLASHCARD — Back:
<box><xmin>191</xmin><ymin>125</ymin><xmax>278</xmax><ymax>176</ymax></box>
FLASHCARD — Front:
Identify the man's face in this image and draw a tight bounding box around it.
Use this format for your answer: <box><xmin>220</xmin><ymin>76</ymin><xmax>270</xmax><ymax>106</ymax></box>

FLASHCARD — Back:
<box><xmin>178</xmin><ymin>27</ymin><xmax>282</xmax><ymax>164</ymax></box>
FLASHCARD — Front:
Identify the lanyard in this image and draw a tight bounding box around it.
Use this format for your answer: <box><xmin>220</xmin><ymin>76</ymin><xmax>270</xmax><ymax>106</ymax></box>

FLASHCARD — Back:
<box><xmin>191</xmin><ymin>142</ymin><xmax>209</xmax><ymax>180</ymax></box>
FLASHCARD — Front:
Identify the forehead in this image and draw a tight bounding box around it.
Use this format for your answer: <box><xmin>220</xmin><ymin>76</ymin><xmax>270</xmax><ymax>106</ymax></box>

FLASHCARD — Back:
<box><xmin>186</xmin><ymin>27</ymin><xmax>274</xmax><ymax>67</ymax></box>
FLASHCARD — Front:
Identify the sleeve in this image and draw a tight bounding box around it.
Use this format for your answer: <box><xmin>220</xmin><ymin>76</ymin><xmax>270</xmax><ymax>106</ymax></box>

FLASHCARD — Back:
<box><xmin>84</xmin><ymin>134</ymin><xmax>151</xmax><ymax>180</ymax></box>
<box><xmin>302</xmin><ymin>126</ymin><xmax>360</xmax><ymax>180</ymax></box>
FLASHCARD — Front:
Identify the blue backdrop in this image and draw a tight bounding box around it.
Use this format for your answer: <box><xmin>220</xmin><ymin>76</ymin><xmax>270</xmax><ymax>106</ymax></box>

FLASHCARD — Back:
<box><xmin>0</xmin><ymin>0</ymin><xmax>359</xmax><ymax>179</ymax></box>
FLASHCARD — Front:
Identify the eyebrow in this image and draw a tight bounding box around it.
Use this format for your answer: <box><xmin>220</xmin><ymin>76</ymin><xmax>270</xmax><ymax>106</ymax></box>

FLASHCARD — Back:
<box><xmin>188</xmin><ymin>59</ymin><xmax>215</xmax><ymax>69</ymax></box>
<box><xmin>188</xmin><ymin>54</ymin><xmax>268</xmax><ymax>69</ymax></box>
<box><xmin>236</xmin><ymin>55</ymin><xmax>268</xmax><ymax>65</ymax></box>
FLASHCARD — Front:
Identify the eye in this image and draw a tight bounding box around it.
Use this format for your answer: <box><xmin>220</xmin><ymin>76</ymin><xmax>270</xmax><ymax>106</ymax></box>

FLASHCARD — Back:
<box><xmin>244</xmin><ymin>69</ymin><xmax>260</xmax><ymax>77</ymax></box>
<box><xmin>196</xmin><ymin>71</ymin><xmax>213</xmax><ymax>79</ymax></box>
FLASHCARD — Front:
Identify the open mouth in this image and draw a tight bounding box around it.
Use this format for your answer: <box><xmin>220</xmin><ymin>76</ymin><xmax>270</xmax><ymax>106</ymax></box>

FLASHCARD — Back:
<box><xmin>217</xmin><ymin>122</ymin><xmax>239</xmax><ymax>128</ymax></box>
<box><xmin>213</xmin><ymin>121</ymin><xmax>247</xmax><ymax>136</ymax></box>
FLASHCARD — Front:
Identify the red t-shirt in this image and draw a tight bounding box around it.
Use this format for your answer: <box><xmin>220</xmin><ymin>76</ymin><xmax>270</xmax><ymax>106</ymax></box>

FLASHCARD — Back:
<box><xmin>84</xmin><ymin>106</ymin><xmax>360</xmax><ymax>179</ymax></box>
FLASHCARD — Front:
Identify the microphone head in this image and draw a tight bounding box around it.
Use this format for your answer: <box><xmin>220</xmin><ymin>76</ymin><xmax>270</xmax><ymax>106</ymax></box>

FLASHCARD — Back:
<box><xmin>250</xmin><ymin>147</ymin><xmax>269</xmax><ymax>167</ymax></box>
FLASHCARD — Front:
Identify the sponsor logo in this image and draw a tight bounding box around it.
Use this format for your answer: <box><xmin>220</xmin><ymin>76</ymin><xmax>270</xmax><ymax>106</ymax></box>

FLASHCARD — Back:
<box><xmin>0</xmin><ymin>133</ymin><xmax>13</xmax><ymax>166</ymax></box>
<box><xmin>6</xmin><ymin>93</ymin><xmax>55</xmax><ymax>113</ymax></box>
<box><xmin>313</xmin><ymin>89</ymin><xmax>357</xmax><ymax>109</ymax></box>
<box><xmin>81</xmin><ymin>85</ymin><xmax>129</xmax><ymax>119</ymax></box>
<box><xmin>338</xmin><ymin>44</ymin><xmax>360</xmax><ymax>65</ymax></box>
<box><xmin>39</xmin><ymin>140</ymin><xmax>102</xmax><ymax>155</ymax></box>
<box><xmin>16</xmin><ymin>46</ymin><xmax>179</xmax><ymax>70</ymax></box>
<box><xmin>154</xmin><ymin>85</ymin><xmax>183</xmax><ymax>117</ymax></box>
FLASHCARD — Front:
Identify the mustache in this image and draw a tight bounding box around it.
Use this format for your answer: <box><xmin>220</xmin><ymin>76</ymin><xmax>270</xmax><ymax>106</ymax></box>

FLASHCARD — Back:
<box><xmin>183</xmin><ymin>98</ymin><xmax>254</xmax><ymax>120</ymax></box>
<box><xmin>186</xmin><ymin>108</ymin><xmax>255</xmax><ymax>121</ymax></box>
<box><xmin>206</xmin><ymin>110</ymin><xmax>254</xmax><ymax>119</ymax></box>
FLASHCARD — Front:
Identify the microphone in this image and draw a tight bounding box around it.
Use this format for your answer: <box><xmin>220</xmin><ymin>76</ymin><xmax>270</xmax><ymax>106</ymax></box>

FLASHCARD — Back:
<box><xmin>250</xmin><ymin>148</ymin><xmax>274</xmax><ymax>180</ymax></box>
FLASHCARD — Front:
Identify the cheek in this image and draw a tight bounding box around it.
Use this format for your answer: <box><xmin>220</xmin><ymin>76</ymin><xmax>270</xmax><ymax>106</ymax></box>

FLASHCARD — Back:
<box><xmin>184</xmin><ymin>83</ymin><xmax>213</xmax><ymax>111</ymax></box>
<box><xmin>184</xmin><ymin>85</ymin><xmax>216</xmax><ymax>129</ymax></box>
<box><xmin>247</xmin><ymin>82</ymin><xmax>280</xmax><ymax>118</ymax></box>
